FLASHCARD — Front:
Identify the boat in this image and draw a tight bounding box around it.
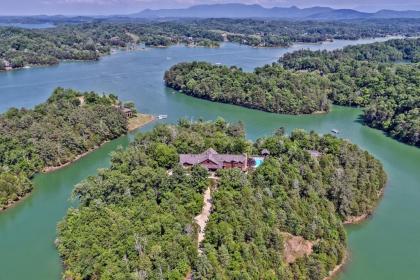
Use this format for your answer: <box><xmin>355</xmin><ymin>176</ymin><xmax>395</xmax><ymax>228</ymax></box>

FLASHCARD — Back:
<box><xmin>158</xmin><ymin>114</ymin><xmax>168</xmax><ymax>120</ymax></box>
<box><xmin>331</xmin><ymin>129</ymin><xmax>339</xmax><ymax>134</ymax></box>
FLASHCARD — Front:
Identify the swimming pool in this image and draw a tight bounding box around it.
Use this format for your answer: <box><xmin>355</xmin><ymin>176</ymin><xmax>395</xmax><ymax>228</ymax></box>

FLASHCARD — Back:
<box><xmin>254</xmin><ymin>158</ymin><xmax>264</xmax><ymax>168</ymax></box>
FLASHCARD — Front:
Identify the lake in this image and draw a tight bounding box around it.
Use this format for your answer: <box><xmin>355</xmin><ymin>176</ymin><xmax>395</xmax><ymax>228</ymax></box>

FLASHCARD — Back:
<box><xmin>0</xmin><ymin>39</ymin><xmax>419</xmax><ymax>280</ymax></box>
<box><xmin>0</xmin><ymin>22</ymin><xmax>55</xmax><ymax>29</ymax></box>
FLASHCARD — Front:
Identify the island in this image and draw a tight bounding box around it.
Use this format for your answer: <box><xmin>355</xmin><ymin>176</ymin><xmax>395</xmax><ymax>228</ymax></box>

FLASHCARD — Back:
<box><xmin>0</xmin><ymin>88</ymin><xmax>154</xmax><ymax>211</ymax></box>
<box><xmin>165</xmin><ymin>38</ymin><xmax>420</xmax><ymax>147</ymax></box>
<box><xmin>57</xmin><ymin>119</ymin><xmax>386</xmax><ymax>280</ymax></box>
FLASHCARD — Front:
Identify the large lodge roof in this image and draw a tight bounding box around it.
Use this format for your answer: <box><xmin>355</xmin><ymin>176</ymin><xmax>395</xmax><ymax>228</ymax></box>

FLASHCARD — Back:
<box><xmin>179</xmin><ymin>148</ymin><xmax>247</xmax><ymax>169</ymax></box>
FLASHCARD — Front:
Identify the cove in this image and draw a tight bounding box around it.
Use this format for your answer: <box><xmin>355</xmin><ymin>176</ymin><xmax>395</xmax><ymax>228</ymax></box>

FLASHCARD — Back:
<box><xmin>0</xmin><ymin>39</ymin><xmax>419</xmax><ymax>280</ymax></box>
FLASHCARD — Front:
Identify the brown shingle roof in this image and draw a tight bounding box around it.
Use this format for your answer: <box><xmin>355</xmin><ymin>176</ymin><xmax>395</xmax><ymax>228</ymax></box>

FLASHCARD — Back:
<box><xmin>121</xmin><ymin>107</ymin><xmax>132</xmax><ymax>113</ymax></box>
<box><xmin>180</xmin><ymin>148</ymin><xmax>247</xmax><ymax>169</ymax></box>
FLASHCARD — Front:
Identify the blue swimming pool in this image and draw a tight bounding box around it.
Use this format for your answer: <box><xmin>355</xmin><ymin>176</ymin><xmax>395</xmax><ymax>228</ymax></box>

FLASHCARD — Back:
<box><xmin>254</xmin><ymin>158</ymin><xmax>264</xmax><ymax>168</ymax></box>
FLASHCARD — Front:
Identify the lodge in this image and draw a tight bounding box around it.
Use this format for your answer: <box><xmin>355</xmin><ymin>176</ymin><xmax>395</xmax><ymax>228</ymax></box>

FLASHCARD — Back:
<box><xmin>179</xmin><ymin>148</ymin><xmax>248</xmax><ymax>171</ymax></box>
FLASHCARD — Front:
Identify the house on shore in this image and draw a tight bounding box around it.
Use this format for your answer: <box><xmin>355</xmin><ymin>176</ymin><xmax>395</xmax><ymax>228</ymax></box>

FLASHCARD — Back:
<box><xmin>1</xmin><ymin>59</ymin><xmax>13</xmax><ymax>71</ymax></box>
<box><xmin>121</xmin><ymin>107</ymin><xmax>133</xmax><ymax>118</ymax></box>
<box><xmin>180</xmin><ymin>148</ymin><xmax>248</xmax><ymax>172</ymax></box>
<box><xmin>114</xmin><ymin>105</ymin><xmax>133</xmax><ymax>118</ymax></box>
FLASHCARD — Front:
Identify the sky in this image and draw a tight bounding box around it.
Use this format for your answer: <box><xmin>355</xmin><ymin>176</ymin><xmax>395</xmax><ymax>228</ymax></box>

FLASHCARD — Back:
<box><xmin>1</xmin><ymin>0</ymin><xmax>420</xmax><ymax>16</ymax></box>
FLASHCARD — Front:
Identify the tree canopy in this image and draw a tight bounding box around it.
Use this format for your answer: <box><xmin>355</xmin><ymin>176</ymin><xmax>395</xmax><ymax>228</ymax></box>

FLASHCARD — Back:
<box><xmin>280</xmin><ymin>38</ymin><xmax>420</xmax><ymax>146</ymax></box>
<box><xmin>1</xmin><ymin>19</ymin><xmax>419</xmax><ymax>71</ymax></box>
<box><xmin>165</xmin><ymin>38</ymin><xmax>419</xmax><ymax>146</ymax></box>
<box><xmin>0</xmin><ymin>88</ymin><xmax>129</xmax><ymax>209</ymax></box>
<box><xmin>164</xmin><ymin>62</ymin><xmax>330</xmax><ymax>114</ymax></box>
<box><xmin>58</xmin><ymin>120</ymin><xmax>386</xmax><ymax>280</ymax></box>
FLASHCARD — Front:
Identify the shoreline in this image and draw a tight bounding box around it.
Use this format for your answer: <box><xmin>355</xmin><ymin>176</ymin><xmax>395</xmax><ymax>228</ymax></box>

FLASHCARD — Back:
<box><xmin>42</xmin><ymin>141</ymin><xmax>110</xmax><ymax>173</ymax></box>
<box><xmin>0</xmin><ymin>113</ymin><xmax>155</xmax><ymax>213</ymax></box>
<box><xmin>0</xmin><ymin>191</ymin><xmax>31</xmax><ymax>213</ymax></box>
<box><xmin>0</xmin><ymin>35</ymin><xmax>399</xmax><ymax>73</ymax></box>
<box><xmin>343</xmin><ymin>213</ymin><xmax>369</xmax><ymax>225</ymax></box>
<box><xmin>312</xmin><ymin>110</ymin><xmax>329</xmax><ymax>115</ymax></box>
<box><xmin>43</xmin><ymin>113</ymin><xmax>155</xmax><ymax>173</ymax></box>
<box><xmin>344</xmin><ymin>188</ymin><xmax>386</xmax><ymax>225</ymax></box>
<box><xmin>171</xmin><ymin>88</ymin><xmax>329</xmax><ymax>116</ymax></box>
<box><xmin>324</xmin><ymin>251</ymin><xmax>349</xmax><ymax>280</ymax></box>
<box><xmin>324</xmin><ymin>204</ymin><xmax>396</xmax><ymax>280</ymax></box>
<box><xmin>327</xmin><ymin>187</ymin><xmax>386</xmax><ymax>278</ymax></box>
<box><xmin>127</xmin><ymin>113</ymin><xmax>156</xmax><ymax>132</ymax></box>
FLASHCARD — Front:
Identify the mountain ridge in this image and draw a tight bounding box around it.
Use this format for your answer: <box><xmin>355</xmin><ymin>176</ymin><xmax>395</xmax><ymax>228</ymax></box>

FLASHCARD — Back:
<box><xmin>131</xmin><ymin>4</ymin><xmax>420</xmax><ymax>20</ymax></box>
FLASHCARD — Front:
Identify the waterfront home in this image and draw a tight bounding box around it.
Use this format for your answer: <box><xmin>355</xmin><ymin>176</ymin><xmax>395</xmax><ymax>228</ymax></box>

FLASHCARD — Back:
<box><xmin>180</xmin><ymin>148</ymin><xmax>248</xmax><ymax>171</ymax></box>
<box><xmin>2</xmin><ymin>59</ymin><xmax>13</xmax><ymax>71</ymax></box>
<box><xmin>121</xmin><ymin>107</ymin><xmax>133</xmax><ymax>118</ymax></box>
<box><xmin>114</xmin><ymin>106</ymin><xmax>133</xmax><ymax>118</ymax></box>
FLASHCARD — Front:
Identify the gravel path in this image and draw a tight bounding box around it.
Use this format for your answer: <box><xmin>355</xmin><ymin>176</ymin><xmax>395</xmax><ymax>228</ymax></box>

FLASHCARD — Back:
<box><xmin>195</xmin><ymin>187</ymin><xmax>212</xmax><ymax>254</ymax></box>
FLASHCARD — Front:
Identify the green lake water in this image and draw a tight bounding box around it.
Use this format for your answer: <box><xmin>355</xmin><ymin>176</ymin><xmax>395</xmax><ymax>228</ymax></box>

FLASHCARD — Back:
<box><xmin>0</xmin><ymin>39</ymin><xmax>419</xmax><ymax>280</ymax></box>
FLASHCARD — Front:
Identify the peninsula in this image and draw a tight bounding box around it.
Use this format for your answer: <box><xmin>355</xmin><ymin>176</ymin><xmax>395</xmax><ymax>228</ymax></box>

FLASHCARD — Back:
<box><xmin>0</xmin><ymin>88</ymin><xmax>153</xmax><ymax>211</ymax></box>
<box><xmin>57</xmin><ymin>119</ymin><xmax>386</xmax><ymax>280</ymax></box>
<box><xmin>164</xmin><ymin>61</ymin><xmax>330</xmax><ymax>114</ymax></box>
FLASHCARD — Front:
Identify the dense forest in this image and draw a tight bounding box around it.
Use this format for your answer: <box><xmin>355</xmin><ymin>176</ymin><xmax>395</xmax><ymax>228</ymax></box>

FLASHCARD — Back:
<box><xmin>280</xmin><ymin>38</ymin><xmax>420</xmax><ymax>146</ymax></box>
<box><xmin>166</xmin><ymin>38</ymin><xmax>419</xmax><ymax>146</ymax></box>
<box><xmin>58</xmin><ymin>120</ymin><xmax>386</xmax><ymax>280</ymax></box>
<box><xmin>164</xmin><ymin>62</ymin><xmax>330</xmax><ymax>114</ymax></box>
<box><xmin>1</xmin><ymin>18</ymin><xmax>420</xmax><ymax>70</ymax></box>
<box><xmin>0</xmin><ymin>88</ymin><xmax>129</xmax><ymax>209</ymax></box>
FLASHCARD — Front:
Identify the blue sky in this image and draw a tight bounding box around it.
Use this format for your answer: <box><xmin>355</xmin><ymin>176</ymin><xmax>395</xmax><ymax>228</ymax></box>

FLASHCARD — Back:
<box><xmin>1</xmin><ymin>0</ymin><xmax>420</xmax><ymax>15</ymax></box>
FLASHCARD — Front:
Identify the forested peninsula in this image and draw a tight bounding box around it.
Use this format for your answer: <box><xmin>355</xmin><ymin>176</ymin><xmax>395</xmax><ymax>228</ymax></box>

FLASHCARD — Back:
<box><xmin>57</xmin><ymin>120</ymin><xmax>386</xmax><ymax>280</ymax></box>
<box><xmin>164</xmin><ymin>62</ymin><xmax>330</xmax><ymax>114</ymax></box>
<box><xmin>1</xmin><ymin>18</ymin><xmax>420</xmax><ymax>71</ymax></box>
<box><xmin>0</xmin><ymin>88</ymin><xmax>148</xmax><ymax>210</ymax></box>
<box><xmin>165</xmin><ymin>38</ymin><xmax>420</xmax><ymax>146</ymax></box>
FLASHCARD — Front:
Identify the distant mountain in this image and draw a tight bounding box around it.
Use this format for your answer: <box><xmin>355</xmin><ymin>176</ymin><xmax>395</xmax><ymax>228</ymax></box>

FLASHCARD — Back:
<box><xmin>131</xmin><ymin>4</ymin><xmax>420</xmax><ymax>20</ymax></box>
<box><xmin>133</xmin><ymin>4</ymin><xmax>333</xmax><ymax>19</ymax></box>
<box><xmin>372</xmin><ymin>9</ymin><xmax>420</xmax><ymax>18</ymax></box>
<box><xmin>308</xmin><ymin>9</ymin><xmax>371</xmax><ymax>20</ymax></box>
